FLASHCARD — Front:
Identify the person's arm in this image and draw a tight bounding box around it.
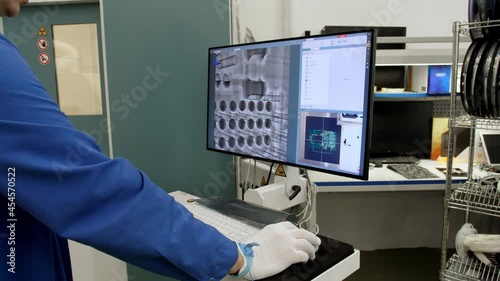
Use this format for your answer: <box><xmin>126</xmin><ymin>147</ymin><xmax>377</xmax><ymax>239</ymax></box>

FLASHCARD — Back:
<box><xmin>0</xmin><ymin>34</ymin><xmax>239</xmax><ymax>280</ymax></box>
<box><xmin>0</xmin><ymin>34</ymin><xmax>321</xmax><ymax>281</ymax></box>
<box><xmin>229</xmin><ymin>250</ymin><xmax>244</xmax><ymax>275</ymax></box>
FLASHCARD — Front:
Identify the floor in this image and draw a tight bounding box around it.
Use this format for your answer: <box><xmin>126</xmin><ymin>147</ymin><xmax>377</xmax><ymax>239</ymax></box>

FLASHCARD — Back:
<box><xmin>346</xmin><ymin>248</ymin><xmax>453</xmax><ymax>281</ymax></box>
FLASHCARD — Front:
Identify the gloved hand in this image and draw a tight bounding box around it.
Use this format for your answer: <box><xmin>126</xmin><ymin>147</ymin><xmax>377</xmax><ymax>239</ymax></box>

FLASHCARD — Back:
<box><xmin>234</xmin><ymin>221</ymin><xmax>321</xmax><ymax>280</ymax></box>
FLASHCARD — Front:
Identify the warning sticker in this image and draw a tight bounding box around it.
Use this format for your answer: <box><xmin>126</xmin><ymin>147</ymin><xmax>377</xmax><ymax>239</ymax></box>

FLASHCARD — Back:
<box><xmin>37</xmin><ymin>38</ymin><xmax>49</xmax><ymax>51</ymax></box>
<box><xmin>275</xmin><ymin>165</ymin><xmax>287</xmax><ymax>177</ymax></box>
<box><xmin>260</xmin><ymin>176</ymin><xmax>267</xmax><ymax>186</ymax></box>
<box><xmin>37</xmin><ymin>26</ymin><xmax>48</xmax><ymax>36</ymax></box>
<box><xmin>38</xmin><ymin>52</ymin><xmax>50</xmax><ymax>65</ymax></box>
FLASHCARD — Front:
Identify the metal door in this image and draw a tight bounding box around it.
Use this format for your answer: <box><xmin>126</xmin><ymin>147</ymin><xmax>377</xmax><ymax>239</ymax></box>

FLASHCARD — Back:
<box><xmin>3</xmin><ymin>2</ymin><xmax>110</xmax><ymax>155</ymax></box>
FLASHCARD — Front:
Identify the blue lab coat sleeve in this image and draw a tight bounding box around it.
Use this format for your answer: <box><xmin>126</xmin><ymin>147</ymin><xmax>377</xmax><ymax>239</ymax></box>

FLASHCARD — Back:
<box><xmin>0</xmin><ymin>33</ymin><xmax>237</xmax><ymax>280</ymax></box>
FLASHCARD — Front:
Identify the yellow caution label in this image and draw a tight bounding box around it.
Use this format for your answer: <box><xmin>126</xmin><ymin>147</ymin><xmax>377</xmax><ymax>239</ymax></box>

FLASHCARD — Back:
<box><xmin>38</xmin><ymin>26</ymin><xmax>48</xmax><ymax>36</ymax></box>
<box><xmin>275</xmin><ymin>165</ymin><xmax>287</xmax><ymax>177</ymax></box>
<box><xmin>260</xmin><ymin>176</ymin><xmax>267</xmax><ymax>186</ymax></box>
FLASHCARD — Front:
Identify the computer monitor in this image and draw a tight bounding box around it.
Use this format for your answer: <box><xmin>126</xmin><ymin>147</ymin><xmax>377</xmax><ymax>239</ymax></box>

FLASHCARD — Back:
<box><xmin>321</xmin><ymin>26</ymin><xmax>406</xmax><ymax>50</ymax></box>
<box><xmin>370</xmin><ymin>101</ymin><xmax>434</xmax><ymax>159</ymax></box>
<box><xmin>322</xmin><ymin>26</ymin><xmax>407</xmax><ymax>91</ymax></box>
<box><xmin>480</xmin><ymin>133</ymin><xmax>500</xmax><ymax>167</ymax></box>
<box><xmin>206</xmin><ymin>30</ymin><xmax>376</xmax><ymax>180</ymax></box>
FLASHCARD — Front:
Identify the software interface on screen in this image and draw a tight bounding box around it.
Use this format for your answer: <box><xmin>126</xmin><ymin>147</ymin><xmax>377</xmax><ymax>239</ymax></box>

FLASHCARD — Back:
<box><xmin>207</xmin><ymin>31</ymin><xmax>375</xmax><ymax>179</ymax></box>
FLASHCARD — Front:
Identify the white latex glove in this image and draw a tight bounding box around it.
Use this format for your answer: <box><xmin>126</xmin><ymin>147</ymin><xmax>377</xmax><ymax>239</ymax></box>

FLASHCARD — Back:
<box><xmin>235</xmin><ymin>221</ymin><xmax>321</xmax><ymax>280</ymax></box>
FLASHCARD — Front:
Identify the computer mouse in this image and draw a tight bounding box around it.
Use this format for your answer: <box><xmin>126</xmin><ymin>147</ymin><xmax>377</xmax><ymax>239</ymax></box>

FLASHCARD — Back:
<box><xmin>373</xmin><ymin>159</ymin><xmax>383</xmax><ymax>168</ymax></box>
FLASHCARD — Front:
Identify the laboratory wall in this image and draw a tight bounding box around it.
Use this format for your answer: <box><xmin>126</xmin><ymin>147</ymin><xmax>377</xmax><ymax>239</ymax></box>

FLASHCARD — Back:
<box><xmin>287</xmin><ymin>0</ymin><xmax>468</xmax><ymax>37</ymax></box>
<box><xmin>102</xmin><ymin>0</ymin><xmax>233</xmax><ymax>195</ymax></box>
<box><xmin>233</xmin><ymin>0</ymin><xmax>468</xmax><ymax>40</ymax></box>
<box><xmin>101</xmin><ymin>0</ymin><xmax>232</xmax><ymax>280</ymax></box>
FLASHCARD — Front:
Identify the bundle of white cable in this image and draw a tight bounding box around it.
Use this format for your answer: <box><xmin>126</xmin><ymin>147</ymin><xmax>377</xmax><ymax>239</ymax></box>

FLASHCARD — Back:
<box><xmin>456</xmin><ymin>223</ymin><xmax>478</xmax><ymax>260</ymax></box>
<box><xmin>297</xmin><ymin>169</ymin><xmax>319</xmax><ymax>234</ymax></box>
<box><xmin>463</xmin><ymin>234</ymin><xmax>500</xmax><ymax>265</ymax></box>
<box><xmin>464</xmin><ymin>234</ymin><xmax>500</xmax><ymax>253</ymax></box>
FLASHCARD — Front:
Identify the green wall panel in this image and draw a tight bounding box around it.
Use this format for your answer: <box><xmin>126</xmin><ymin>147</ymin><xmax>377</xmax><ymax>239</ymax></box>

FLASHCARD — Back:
<box><xmin>102</xmin><ymin>0</ymin><xmax>232</xmax><ymax>280</ymax></box>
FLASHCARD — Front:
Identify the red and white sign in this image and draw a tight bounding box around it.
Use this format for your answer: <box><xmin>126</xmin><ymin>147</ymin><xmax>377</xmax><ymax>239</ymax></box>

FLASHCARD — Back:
<box><xmin>38</xmin><ymin>52</ymin><xmax>50</xmax><ymax>65</ymax></box>
<box><xmin>37</xmin><ymin>38</ymin><xmax>49</xmax><ymax>51</ymax></box>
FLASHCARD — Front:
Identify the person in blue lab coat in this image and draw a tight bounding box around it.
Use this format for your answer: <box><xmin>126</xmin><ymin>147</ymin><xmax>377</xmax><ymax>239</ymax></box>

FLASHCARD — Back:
<box><xmin>0</xmin><ymin>1</ymin><xmax>321</xmax><ymax>280</ymax></box>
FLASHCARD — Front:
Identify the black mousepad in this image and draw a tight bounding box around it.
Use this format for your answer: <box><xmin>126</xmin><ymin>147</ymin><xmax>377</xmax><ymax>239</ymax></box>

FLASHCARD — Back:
<box><xmin>260</xmin><ymin>235</ymin><xmax>355</xmax><ymax>281</ymax></box>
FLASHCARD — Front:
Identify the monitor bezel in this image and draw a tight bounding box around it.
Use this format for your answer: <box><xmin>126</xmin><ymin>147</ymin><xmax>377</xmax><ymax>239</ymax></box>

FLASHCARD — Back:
<box><xmin>206</xmin><ymin>29</ymin><xmax>377</xmax><ymax>181</ymax></box>
<box><xmin>480</xmin><ymin>132</ymin><xmax>500</xmax><ymax>166</ymax></box>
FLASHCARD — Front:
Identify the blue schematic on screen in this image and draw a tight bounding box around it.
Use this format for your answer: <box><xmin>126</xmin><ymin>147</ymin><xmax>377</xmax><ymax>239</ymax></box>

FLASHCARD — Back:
<box><xmin>304</xmin><ymin>116</ymin><xmax>342</xmax><ymax>165</ymax></box>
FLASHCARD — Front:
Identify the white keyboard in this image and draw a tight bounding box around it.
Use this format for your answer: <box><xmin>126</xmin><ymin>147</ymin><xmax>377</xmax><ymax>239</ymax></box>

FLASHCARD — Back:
<box><xmin>170</xmin><ymin>191</ymin><xmax>260</xmax><ymax>242</ymax></box>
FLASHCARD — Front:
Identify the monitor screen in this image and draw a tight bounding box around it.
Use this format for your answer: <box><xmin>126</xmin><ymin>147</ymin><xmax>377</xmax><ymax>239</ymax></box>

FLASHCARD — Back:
<box><xmin>481</xmin><ymin>133</ymin><xmax>500</xmax><ymax>165</ymax></box>
<box><xmin>428</xmin><ymin>65</ymin><xmax>452</xmax><ymax>94</ymax></box>
<box><xmin>371</xmin><ymin>101</ymin><xmax>434</xmax><ymax>159</ymax></box>
<box><xmin>206</xmin><ymin>30</ymin><xmax>376</xmax><ymax>180</ymax></box>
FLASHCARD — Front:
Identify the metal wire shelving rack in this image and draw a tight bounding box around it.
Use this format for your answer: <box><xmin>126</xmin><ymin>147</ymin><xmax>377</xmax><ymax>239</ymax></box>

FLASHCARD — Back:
<box><xmin>441</xmin><ymin>19</ymin><xmax>500</xmax><ymax>281</ymax></box>
<box><xmin>444</xmin><ymin>254</ymin><xmax>500</xmax><ymax>281</ymax></box>
<box><xmin>449</xmin><ymin>182</ymin><xmax>500</xmax><ymax>217</ymax></box>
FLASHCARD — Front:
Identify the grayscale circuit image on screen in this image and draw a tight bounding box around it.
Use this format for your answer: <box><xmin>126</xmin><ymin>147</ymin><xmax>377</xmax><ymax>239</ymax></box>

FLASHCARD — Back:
<box><xmin>212</xmin><ymin>46</ymin><xmax>291</xmax><ymax>161</ymax></box>
<box><xmin>207</xmin><ymin>30</ymin><xmax>376</xmax><ymax>180</ymax></box>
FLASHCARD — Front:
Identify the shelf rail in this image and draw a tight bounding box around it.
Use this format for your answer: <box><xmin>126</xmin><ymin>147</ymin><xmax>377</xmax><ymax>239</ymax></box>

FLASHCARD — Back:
<box><xmin>449</xmin><ymin>182</ymin><xmax>500</xmax><ymax>218</ymax></box>
<box><xmin>453</xmin><ymin>115</ymin><xmax>500</xmax><ymax>130</ymax></box>
<box><xmin>445</xmin><ymin>254</ymin><xmax>500</xmax><ymax>281</ymax></box>
<box><xmin>441</xmin><ymin>18</ymin><xmax>500</xmax><ymax>281</ymax></box>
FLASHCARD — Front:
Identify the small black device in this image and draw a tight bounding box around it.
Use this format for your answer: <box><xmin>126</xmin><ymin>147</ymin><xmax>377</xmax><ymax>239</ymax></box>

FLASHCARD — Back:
<box><xmin>373</xmin><ymin>159</ymin><xmax>383</xmax><ymax>168</ymax></box>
